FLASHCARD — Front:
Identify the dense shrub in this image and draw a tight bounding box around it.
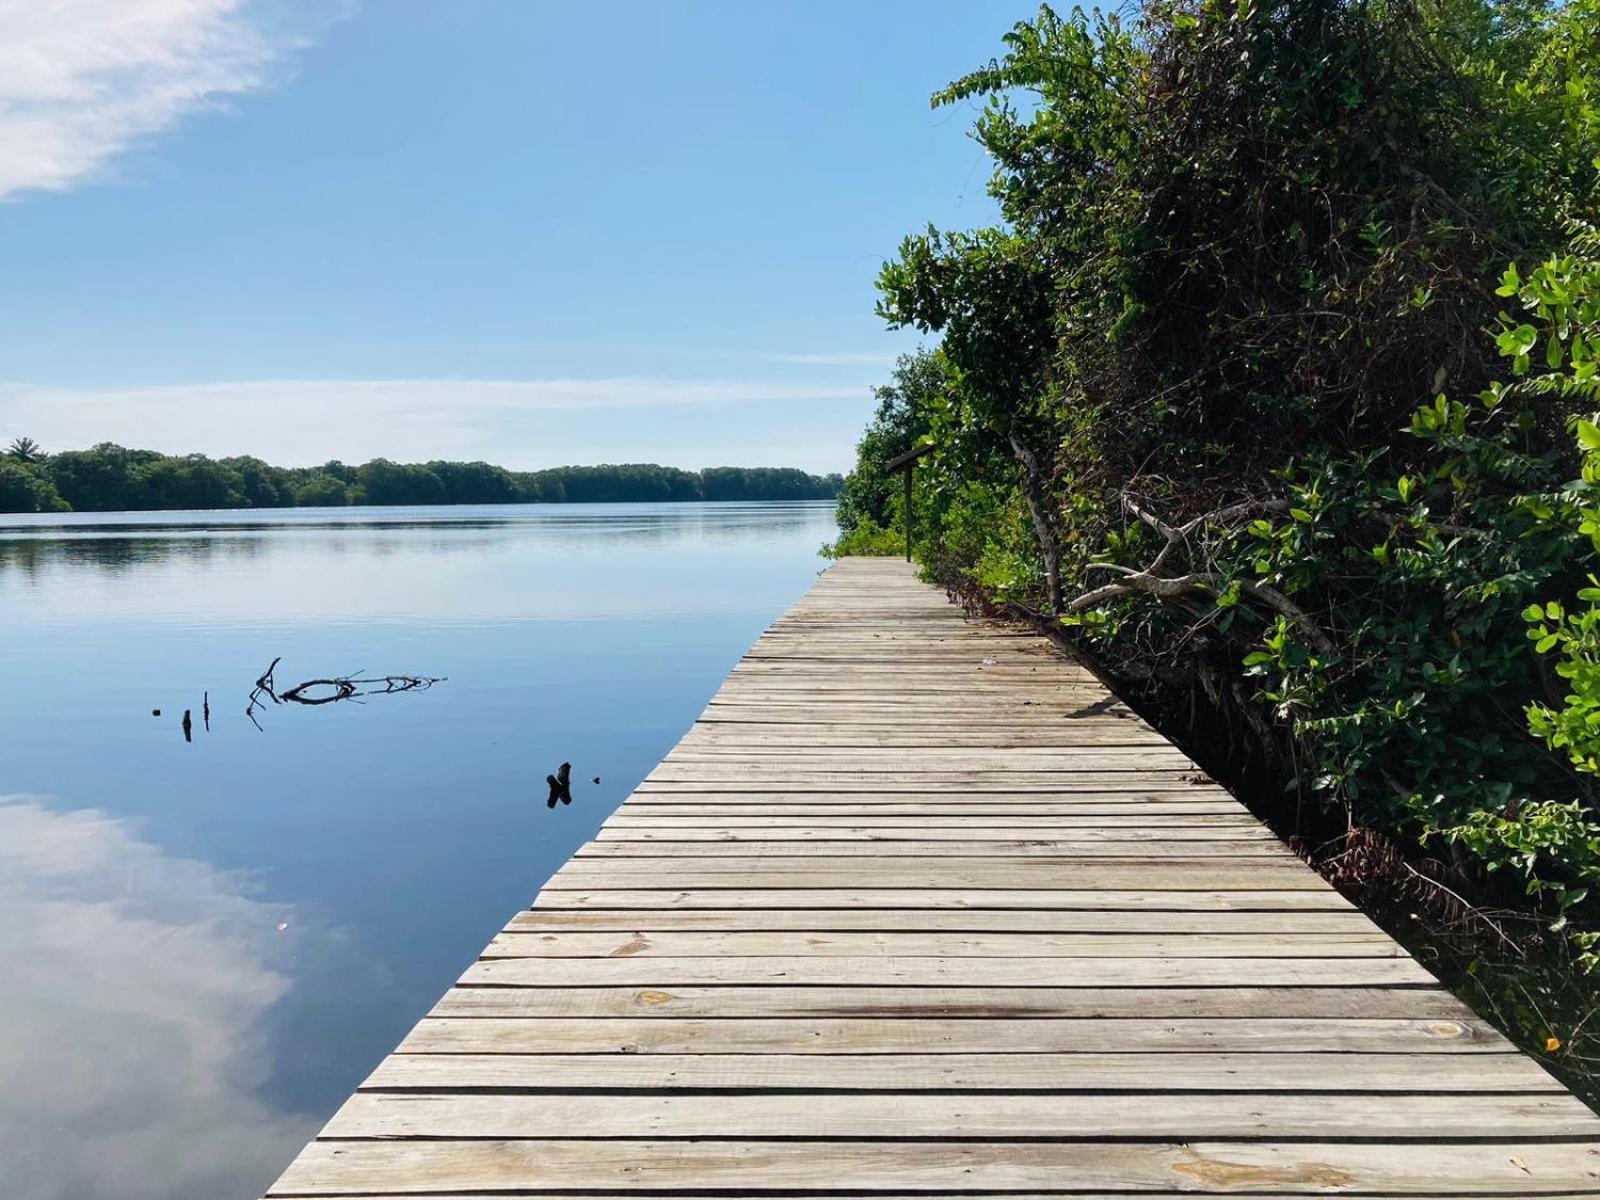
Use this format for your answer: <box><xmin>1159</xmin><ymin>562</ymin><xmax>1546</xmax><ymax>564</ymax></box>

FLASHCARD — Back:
<box><xmin>837</xmin><ymin>0</ymin><xmax>1600</xmax><ymax>935</ymax></box>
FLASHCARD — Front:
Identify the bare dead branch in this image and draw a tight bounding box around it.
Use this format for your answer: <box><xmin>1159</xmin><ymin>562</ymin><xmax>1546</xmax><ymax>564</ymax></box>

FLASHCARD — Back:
<box><xmin>1070</xmin><ymin>495</ymin><xmax>1336</xmax><ymax>656</ymax></box>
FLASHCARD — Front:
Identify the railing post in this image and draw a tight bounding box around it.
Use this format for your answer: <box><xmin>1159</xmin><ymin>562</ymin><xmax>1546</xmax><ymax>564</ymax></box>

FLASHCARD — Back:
<box><xmin>904</xmin><ymin>461</ymin><xmax>913</xmax><ymax>562</ymax></box>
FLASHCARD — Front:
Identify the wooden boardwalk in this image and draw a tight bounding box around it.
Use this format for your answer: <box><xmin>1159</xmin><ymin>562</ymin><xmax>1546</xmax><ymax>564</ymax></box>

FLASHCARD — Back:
<box><xmin>267</xmin><ymin>557</ymin><xmax>1600</xmax><ymax>1197</ymax></box>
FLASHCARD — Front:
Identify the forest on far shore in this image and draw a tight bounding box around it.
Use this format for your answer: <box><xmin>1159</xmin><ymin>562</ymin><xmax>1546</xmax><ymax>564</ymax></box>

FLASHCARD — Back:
<box><xmin>0</xmin><ymin>438</ymin><xmax>842</xmax><ymax>513</ymax></box>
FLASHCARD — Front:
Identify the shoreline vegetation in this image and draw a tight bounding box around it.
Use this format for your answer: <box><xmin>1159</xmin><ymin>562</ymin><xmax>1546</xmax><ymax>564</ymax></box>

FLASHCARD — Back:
<box><xmin>0</xmin><ymin>439</ymin><xmax>841</xmax><ymax>514</ymax></box>
<box><xmin>830</xmin><ymin>1</ymin><xmax>1600</xmax><ymax>1099</ymax></box>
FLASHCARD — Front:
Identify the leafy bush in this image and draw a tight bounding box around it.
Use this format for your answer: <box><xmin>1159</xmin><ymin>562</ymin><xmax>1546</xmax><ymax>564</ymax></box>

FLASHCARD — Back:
<box><xmin>823</xmin><ymin>516</ymin><xmax>907</xmax><ymax>558</ymax></box>
<box><xmin>837</xmin><ymin>0</ymin><xmax>1600</xmax><ymax>933</ymax></box>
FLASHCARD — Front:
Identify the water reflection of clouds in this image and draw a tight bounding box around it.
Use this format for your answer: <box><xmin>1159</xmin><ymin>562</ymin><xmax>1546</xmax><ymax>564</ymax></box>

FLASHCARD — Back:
<box><xmin>0</xmin><ymin>797</ymin><xmax>315</xmax><ymax>1200</ymax></box>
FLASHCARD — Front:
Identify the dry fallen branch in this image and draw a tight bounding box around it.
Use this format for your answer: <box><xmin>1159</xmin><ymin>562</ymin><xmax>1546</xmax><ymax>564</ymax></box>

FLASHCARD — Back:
<box><xmin>1068</xmin><ymin>494</ymin><xmax>1336</xmax><ymax>656</ymax></box>
<box><xmin>1123</xmin><ymin>493</ymin><xmax>1288</xmax><ymax>575</ymax></box>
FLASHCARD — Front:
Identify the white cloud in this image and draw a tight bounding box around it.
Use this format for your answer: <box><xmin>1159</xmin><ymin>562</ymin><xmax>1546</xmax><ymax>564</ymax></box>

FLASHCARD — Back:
<box><xmin>0</xmin><ymin>375</ymin><xmax>870</xmax><ymax>465</ymax></box>
<box><xmin>0</xmin><ymin>0</ymin><xmax>320</xmax><ymax>199</ymax></box>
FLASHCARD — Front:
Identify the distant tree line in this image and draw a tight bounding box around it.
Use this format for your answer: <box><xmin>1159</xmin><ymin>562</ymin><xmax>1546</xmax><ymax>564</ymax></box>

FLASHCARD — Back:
<box><xmin>0</xmin><ymin>439</ymin><xmax>842</xmax><ymax>513</ymax></box>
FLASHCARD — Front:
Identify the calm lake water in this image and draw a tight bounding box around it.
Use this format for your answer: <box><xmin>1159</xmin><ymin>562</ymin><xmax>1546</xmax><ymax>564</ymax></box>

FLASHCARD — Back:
<box><xmin>0</xmin><ymin>501</ymin><xmax>836</xmax><ymax>1200</ymax></box>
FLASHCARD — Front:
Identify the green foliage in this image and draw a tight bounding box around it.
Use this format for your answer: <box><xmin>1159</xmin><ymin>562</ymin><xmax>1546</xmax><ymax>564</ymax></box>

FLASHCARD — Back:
<box><xmin>834</xmin><ymin>350</ymin><xmax>946</xmax><ymax>535</ymax></box>
<box><xmin>290</xmin><ymin>472</ymin><xmax>351</xmax><ymax>508</ymax></box>
<box><xmin>0</xmin><ymin>442</ymin><xmax>844</xmax><ymax>514</ymax></box>
<box><xmin>823</xmin><ymin>516</ymin><xmax>907</xmax><ymax>558</ymax></box>
<box><xmin>142</xmin><ymin>454</ymin><xmax>248</xmax><ymax>510</ymax></box>
<box><xmin>0</xmin><ymin>459</ymin><xmax>67</xmax><ymax>513</ymax></box>
<box><xmin>1211</xmin><ymin>391</ymin><xmax>1590</xmax><ymax>908</ymax></box>
<box><xmin>840</xmin><ymin>0</ymin><xmax>1600</xmax><ymax>938</ymax></box>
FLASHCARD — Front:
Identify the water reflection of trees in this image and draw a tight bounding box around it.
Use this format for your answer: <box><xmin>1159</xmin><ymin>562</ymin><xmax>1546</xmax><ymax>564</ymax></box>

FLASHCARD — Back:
<box><xmin>0</xmin><ymin>536</ymin><xmax>267</xmax><ymax>580</ymax></box>
<box><xmin>0</xmin><ymin>506</ymin><xmax>836</xmax><ymax>579</ymax></box>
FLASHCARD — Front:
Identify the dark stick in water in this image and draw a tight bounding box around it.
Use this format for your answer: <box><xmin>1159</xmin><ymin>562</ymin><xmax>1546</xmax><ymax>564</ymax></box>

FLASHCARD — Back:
<box><xmin>546</xmin><ymin>762</ymin><xmax>573</xmax><ymax>808</ymax></box>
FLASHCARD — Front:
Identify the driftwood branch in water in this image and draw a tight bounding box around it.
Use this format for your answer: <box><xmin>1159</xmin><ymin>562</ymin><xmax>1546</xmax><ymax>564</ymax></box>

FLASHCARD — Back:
<box><xmin>245</xmin><ymin>657</ymin><xmax>444</xmax><ymax>727</ymax></box>
<box><xmin>245</xmin><ymin>656</ymin><xmax>282</xmax><ymax>729</ymax></box>
<box><xmin>278</xmin><ymin>674</ymin><xmax>445</xmax><ymax>705</ymax></box>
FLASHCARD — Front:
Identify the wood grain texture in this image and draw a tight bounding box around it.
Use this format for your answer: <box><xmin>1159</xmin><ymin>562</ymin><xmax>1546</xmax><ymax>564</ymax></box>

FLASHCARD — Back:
<box><xmin>262</xmin><ymin>558</ymin><xmax>1600</xmax><ymax>1198</ymax></box>
<box><xmin>270</xmin><ymin>1139</ymin><xmax>1600</xmax><ymax>1195</ymax></box>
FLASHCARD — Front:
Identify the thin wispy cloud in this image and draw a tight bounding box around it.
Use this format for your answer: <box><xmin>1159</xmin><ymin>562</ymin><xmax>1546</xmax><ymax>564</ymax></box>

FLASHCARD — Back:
<box><xmin>0</xmin><ymin>375</ymin><xmax>871</xmax><ymax>466</ymax></box>
<box><xmin>0</xmin><ymin>0</ymin><xmax>325</xmax><ymax>199</ymax></box>
<box><xmin>0</xmin><ymin>374</ymin><xmax>865</xmax><ymax>412</ymax></box>
<box><xmin>772</xmin><ymin>352</ymin><xmax>899</xmax><ymax>366</ymax></box>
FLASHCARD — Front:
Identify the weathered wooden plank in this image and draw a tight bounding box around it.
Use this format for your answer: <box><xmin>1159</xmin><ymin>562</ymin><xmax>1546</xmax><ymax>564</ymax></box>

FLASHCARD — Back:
<box><xmin>663</xmin><ymin>750</ymin><xmax>1195</xmax><ymax>764</ymax></box>
<box><xmin>558</xmin><ymin>854</ymin><xmax>1310</xmax><ymax>874</ymax></box>
<box><xmin>575</xmin><ymin>838</ymin><xmax>1290</xmax><ymax>855</ymax></box>
<box><xmin>582</xmin><ymin>839</ymin><xmax>1289</xmax><ymax>856</ymax></box>
<box><xmin>480</xmin><ymin>929</ymin><xmax>1399</xmax><ymax>959</ymax></box>
<box><xmin>266</xmin><ymin>1139</ymin><xmax>1600</xmax><ymax>1196</ymax></box>
<box><xmin>406</xmin><ymin>1014</ymin><xmax>1494</xmax><ymax>1053</ymax></box>
<box><xmin>501</xmin><ymin>908</ymin><xmax>1380</xmax><ymax>934</ymax></box>
<box><xmin>591</xmin><ymin>829</ymin><xmax>1278</xmax><ymax>844</ymax></box>
<box><xmin>261</xmin><ymin>1194</ymin><xmax>1548</xmax><ymax>1200</ymax></box>
<box><xmin>646</xmin><ymin>769</ymin><xmax>1207</xmax><ymax>784</ymax></box>
<box><xmin>545</xmin><ymin>864</ymin><xmax>1332</xmax><ymax>890</ymax></box>
<box><xmin>530</xmin><ymin>887</ymin><xmax>1358</xmax><ymax>910</ymax></box>
<box><xmin>460</xmin><ymin>955</ymin><xmax>1435</xmax><ymax>987</ymax></box>
<box><xmin>633</xmin><ymin>779</ymin><xmax>1222</xmax><ymax>793</ymax></box>
<box><xmin>602</xmin><ymin>813</ymin><xmax>1256</xmax><ymax>825</ymax></box>
<box><xmin>362</xmin><ymin>1050</ymin><xmax>1554</xmax><ymax>1092</ymax></box>
<box><xmin>609</xmin><ymin>800</ymin><xmax>1248</xmax><ymax>814</ymax></box>
<box><xmin>595</xmin><ymin>819</ymin><xmax>1273</xmax><ymax>834</ymax></box>
<box><xmin>426</xmin><ymin>987</ymin><xmax>1480</xmax><ymax>1023</ymax></box>
<box><xmin>325</xmin><ymin>1091</ymin><xmax>1597</xmax><ymax>1140</ymax></box>
<box><xmin>684</xmin><ymin>738</ymin><xmax>1176</xmax><ymax>750</ymax></box>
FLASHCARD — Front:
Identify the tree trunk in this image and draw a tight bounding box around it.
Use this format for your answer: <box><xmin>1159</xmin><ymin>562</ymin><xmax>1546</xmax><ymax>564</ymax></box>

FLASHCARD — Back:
<box><xmin>1008</xmin><ymin>425</ymin><xmax>1063</xmax><ymax>615</ymax></box>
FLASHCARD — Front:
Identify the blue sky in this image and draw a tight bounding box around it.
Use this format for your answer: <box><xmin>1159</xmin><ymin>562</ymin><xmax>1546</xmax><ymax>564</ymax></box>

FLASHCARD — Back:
<box><xmin>0</xmin><ymin>1</ymin><xmax>1030</xmax><ymax>472</ymax></box>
